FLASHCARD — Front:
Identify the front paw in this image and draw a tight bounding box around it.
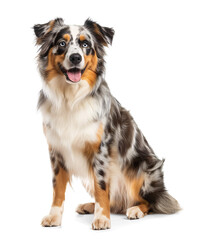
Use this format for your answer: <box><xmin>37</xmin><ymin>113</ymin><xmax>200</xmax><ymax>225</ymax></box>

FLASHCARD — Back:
<box><xmin>41</xmin><ymin>214</ymin><xmax>62</xmax><ymax>227</ymax></box>
<box><xmin>92</xmin><ymin>216</ymin><xmax>111</xmax><ymax>230</ymax></box>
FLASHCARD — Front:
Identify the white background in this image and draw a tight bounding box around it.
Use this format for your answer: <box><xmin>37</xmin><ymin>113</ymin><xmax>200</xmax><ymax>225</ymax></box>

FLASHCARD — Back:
<box><xmin>0</xmin><ymin>0</ymin><xmax>203</xmax><ymax>239</ymax></box>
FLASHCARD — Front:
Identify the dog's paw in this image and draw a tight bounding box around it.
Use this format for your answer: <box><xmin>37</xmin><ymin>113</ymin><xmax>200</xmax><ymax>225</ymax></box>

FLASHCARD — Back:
<box><xmin>92</xmin><ymin>216</ymin><xmax>111</xmax><ymax>230</ymax></box>
<box><xmin>41</xmin><ymin>214</ymin><xmax>62</xmax><ymax>227</ymax></box>
<box><xmin>76</xmin><ymin>202</ymin><xmax>95</xmax><ymax>214</ymax></box>
<box><xmin>126</xmin><ymin>206</ymin><xmax>145</xmax><ymax>219</ymax></box>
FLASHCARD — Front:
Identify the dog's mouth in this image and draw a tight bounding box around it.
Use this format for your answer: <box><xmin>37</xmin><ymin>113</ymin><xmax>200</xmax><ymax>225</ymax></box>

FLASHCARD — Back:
<box><xmin>59</xmin><ymin>64</ymin><xmax>87</xmax><ymax>83</ymax></box>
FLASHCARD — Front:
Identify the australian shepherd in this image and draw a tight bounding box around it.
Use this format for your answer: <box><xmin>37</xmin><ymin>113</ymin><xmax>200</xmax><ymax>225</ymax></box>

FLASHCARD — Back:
<box><xmin>33</xmin><ymin>18</ymin><xmax>180</xmax><ymax>230</ymax></box>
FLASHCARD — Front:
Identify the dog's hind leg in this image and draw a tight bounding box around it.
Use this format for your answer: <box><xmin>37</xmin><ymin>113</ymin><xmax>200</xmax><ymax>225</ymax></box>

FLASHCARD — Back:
<box><xmin>126</xmin><ymin>203</ymin><xmax>149</xmax><ymax>219</ymax></box>
<box><xmin>76</xmin><ymin>202</ymin><xmax>95</xmax><ymax>214</ymax></box>
<box><xmin>125</xmin><ymin>174</ymin><xmax>150</xmax><ymax>220</ymax></box>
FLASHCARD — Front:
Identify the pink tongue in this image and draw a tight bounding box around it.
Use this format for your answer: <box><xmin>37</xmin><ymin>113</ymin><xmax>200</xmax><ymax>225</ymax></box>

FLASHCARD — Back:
<box><xmin>67</xmin><ymin>70</ymin><xmax>81</xmax><ymax>82</ymax></box>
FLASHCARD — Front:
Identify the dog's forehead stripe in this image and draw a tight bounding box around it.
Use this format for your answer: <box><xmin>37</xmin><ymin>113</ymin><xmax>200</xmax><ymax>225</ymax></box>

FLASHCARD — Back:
<box><xmin>69</xmin><ymin>25</ymin><xmax>92</xmax><ymax>44</ymax></box>
<box><xmin>69</xmin><ymin>25</ymin><xmax>81</xmax><ymax>42</ymax></box>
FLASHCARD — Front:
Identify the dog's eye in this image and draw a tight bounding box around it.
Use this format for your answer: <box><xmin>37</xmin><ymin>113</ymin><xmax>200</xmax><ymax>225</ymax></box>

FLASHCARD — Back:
<box><xmin>82</xmin><ymin>42</ymin><xmax>88</xmax><ymax>48</ymax></box>
<box><xmin>59</xmin><ymin>41</ymin><xmax>66</xmax><ymax>47</ymax></box>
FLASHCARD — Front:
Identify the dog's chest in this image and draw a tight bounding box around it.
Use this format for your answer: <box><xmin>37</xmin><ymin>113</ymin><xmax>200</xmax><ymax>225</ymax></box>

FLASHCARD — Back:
<box><xmin>42</xmin><ymin>98</ymin><xmax>100</xmax><ymax>177</ymax></box>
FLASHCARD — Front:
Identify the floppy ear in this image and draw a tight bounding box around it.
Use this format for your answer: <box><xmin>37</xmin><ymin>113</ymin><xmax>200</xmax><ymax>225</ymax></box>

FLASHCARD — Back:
<box><xmin>33</xmin><ymin>18</ymin><xmax>64</xmax><ymax>44</ymax></box>
<box><xmin>84</xmin><ymin>19</ymin><xmax>114</xmax><ymax>46</ymax></box>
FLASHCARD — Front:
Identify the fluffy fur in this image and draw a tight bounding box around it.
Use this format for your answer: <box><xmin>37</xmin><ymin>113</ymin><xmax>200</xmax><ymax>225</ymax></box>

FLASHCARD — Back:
<box><xmin>34</xmin><ymin>18</ymin><xmax>180</xmax><ymax>230</ymax></box>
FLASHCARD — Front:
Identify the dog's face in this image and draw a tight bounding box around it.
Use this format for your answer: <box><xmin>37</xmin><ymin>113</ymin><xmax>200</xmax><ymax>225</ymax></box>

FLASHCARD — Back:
<box><xmin>34</xmin><ymin>18</ymin><xmax>114</xmax><ymax>87</ymax></box>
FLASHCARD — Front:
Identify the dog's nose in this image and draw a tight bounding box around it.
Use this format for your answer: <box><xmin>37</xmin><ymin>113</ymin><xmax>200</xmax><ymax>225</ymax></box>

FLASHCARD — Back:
<box><xmin>69</xmin><ymin>53</ymin><xmax>82</xmax><ymax>65</ymax></box>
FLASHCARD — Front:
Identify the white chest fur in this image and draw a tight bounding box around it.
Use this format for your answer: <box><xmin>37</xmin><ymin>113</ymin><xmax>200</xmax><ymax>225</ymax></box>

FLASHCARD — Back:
<box><xmin>40</xmin><ymin>87</ymin><xmax>101</xmax><ymax>178</ymax></box>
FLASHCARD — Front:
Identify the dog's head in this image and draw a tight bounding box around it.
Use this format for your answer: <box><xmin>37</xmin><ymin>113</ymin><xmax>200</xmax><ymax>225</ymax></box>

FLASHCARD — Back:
<box><xmin>34</xmin><ymin>18</ymin><xmax>114</xmax><ymax>88</ymax></box>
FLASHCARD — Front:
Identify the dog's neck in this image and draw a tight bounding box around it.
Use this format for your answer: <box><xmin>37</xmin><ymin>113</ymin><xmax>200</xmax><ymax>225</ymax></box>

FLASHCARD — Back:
<box><xmin>42</xmin><ymin>75</ymin><xmax>99</xmax><ymax>110</ymax></box>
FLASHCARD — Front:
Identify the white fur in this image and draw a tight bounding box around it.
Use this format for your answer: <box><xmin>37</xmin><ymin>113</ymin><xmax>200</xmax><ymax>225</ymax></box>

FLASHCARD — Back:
<box><xmin>92</xmin><ymin>202</ymin><xmax>111</xmax><ymax>230</ymax></box>
<box><xmin>126</xmin><ymin>206</ymin><xmax>144</xmax><ymax>219</ymax></box>
<box><xmin>63</xmin><ymin>25</ymin><xmax>87</xmax><ymax>71</ymax></box>
<box><xmin>41</xmin><ymin>202</ymin><xmax>64</xmax><ymax>226</ymax></box>
<box><xmin>109</xmin><ymin>160</ymin><xmax>128</xmax><ymax>207</ymax></box>
<box><xmin>41</xmin><ymin>79</ymin><xmax>103</xmax><ymax>178</ymax></box>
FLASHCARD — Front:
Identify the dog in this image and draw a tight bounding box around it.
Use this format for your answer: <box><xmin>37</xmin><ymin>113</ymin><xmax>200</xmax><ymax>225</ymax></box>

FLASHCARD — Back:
<box><xmin>33</xmin><ymin>18</ymin><xmax>180</xmax><ymax>230</ymax></box>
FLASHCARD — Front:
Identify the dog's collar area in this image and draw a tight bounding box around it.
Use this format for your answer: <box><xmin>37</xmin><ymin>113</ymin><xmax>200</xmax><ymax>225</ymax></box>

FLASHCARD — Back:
<box><xmin>58</xmin><ymin>63</ymin><xmax>87</xmax><ymax>83</ymax></box>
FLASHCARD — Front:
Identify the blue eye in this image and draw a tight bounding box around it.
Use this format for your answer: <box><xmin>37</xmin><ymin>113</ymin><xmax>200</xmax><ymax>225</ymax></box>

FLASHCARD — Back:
<box><xmin>82</xmin><ymin>42</ymin><xmax>88</xmax><ymax>48</ymax></box>
<box><xmin>59</xmin><ymin>41</ymin><xmax>66</xmax><ymax>47</ymax></box>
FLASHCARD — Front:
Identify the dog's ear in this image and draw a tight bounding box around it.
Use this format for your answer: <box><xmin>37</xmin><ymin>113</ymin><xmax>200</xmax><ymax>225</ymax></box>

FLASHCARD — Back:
<box><xmin>33</xmin><ymin>18</ymin><xmax>64</xmax><ymax>44</ymax></box>
<box><xmin>84</xmin><ymin>19</ymin><xmax>114</xmax><ymax>46</ymax></box>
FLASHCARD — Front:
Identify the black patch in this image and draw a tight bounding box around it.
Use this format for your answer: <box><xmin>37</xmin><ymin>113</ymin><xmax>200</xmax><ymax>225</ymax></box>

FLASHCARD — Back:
<box><xmin>54</xmin><ymin>27</ymin><xmax>70</xmax><ymax>44</ymax></box>
<box><xmin>106</xmin><ymin>137</ymin><xmax>114</xmax><ymax>156</ymax></box>
<box><xmin>56</xmin><ymin>152</ymin><xmax>68</xmax><ymax>172</ymax></box>
<box><xmin>140</xmin><ymin>188</ymin><xmax>166</xmax><ymax>207</ymax></box>
<box><xmin>126</xmin><ymin>155</ymin><xmax>145</xmax><ymax>174</ymax></box>
<box><xmin>91</xmin><ymin>48</ymin><xmax>95</xmax><ymax>55</ymax></box>
<box><xmin>59</xmin><ymin>161</ymin><xmax>67</xmax><ymax>171</ymax></box>
<box><xmin>50</xmin><ymin>156</ymin><xmax>55</xmax><ymax>164</ymax></box>
<box><xmin>55</xmin><ymin>44</ymin><xmax>67</xmax><ymax>55</ymax></box>
<box><xmin>52</xmin><ymin>177</ymin><xmax>56</xmax><ymax>187</ymax></box>
<box><xmin>37</xmin><ymin>90</ymin><xmax>47</xmax><ymax>109</ymax></box>
<box><xmin>79</xmin><ymin>39</ymin><xmax>91</xmax><ymax>47</ymax></box>
<box><xmin>34</xmin><ymin>20</ymin><xmax>50</xmax><ymax>38</ymax></box>
<box><xmin>99</xmin><ymin>160</ymin><xmax>104</xmax><ymax>165</ymax></box>
<box><xmin>39</xmin><ymin>31</ymin><xmax>57</xmax><ymax>57</ymax></box>
<box><xmin>86</xmin><ymin>48</ymin><xmax>91</xmax><ymax>55</ymax></box>
<box><xmin>150</xmin><ymin>177</ymin><xmax>164</xmax><ymax>188</ymax></box>
<box><xmin>99</xmin><ymin>180</ymin><xmax>106</xmax><ymax>191</ymax></box>
<box><xmin>54</xmin><ymin>165</ymin><xmax>59</xmax><ymax>175</ymax></box>
<box><xmin>118</xmin><ymin>108</ymin><xmax>134</xmax><ymax>157</ymax></box>
<box><xmin>98</xmin><ymin>169</ymin><xmax>105</xmax><ymax>177</ymax></box>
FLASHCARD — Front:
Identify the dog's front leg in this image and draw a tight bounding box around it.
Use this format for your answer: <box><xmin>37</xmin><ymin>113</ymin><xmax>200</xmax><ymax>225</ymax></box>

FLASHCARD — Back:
<box><xmin>92</xmin><ymin>175</ymin><xmax>110</xmax><ymax>230</ymax></box>
<box><xmin>92</xmin><ymin>149</ymin><xmax>111</xmax><ymax>230</ymax></box>
<box><xmin>41</xmin><ymin>150</ymin><xmax>69</xmax><ymax>227</ymax></box>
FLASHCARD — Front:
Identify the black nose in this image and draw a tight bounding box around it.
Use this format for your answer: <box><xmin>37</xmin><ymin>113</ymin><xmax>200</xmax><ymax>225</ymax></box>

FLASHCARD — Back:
<box><xmin>69</xmin><ymin>53</ymin><xmax>82</xmax><ymax>65</ymax></box>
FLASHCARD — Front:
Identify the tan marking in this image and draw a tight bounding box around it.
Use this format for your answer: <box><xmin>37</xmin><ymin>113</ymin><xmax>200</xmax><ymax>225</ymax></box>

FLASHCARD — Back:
<box><xmin>83</xmin><ymin>123</ymin><xmax>103</xmax><ymax>161</ymax></box>
<box><xmin>129</xmin><ymin>176</ymin><xmax>144</xmax><ymax>202</ymax></box>
<box><xmin>52</xmin><ymin>166</ymin><xmax>69</xmax><ymax>207</ymax></box>
<box><xmin>83</xmin><ymin>142</ymin><xmax>95</xmax><ymax>162</ymax></box>
<box><xmin>79</xmin><ymin>35</ymin><xmax>86</xmax><ymax>41</ymax></box>
<box><xmin>81</xmin><ymin>51</ymin><xmax>98</xmax><ymax>88</ymax></box>
<box><xmin>138</xmin><ymin>203</ymin><xmax>149</xmax><ymax>215</ymax></box>
<box><xmin>126</xmin><ymin>174</ymin><xmax>149</xmax><ymax>207</ymax></box>
<box><xmin>63</xmin><ymin>34</ymin><xmax>70</xmax><ymax>42</ymax></box>
<box><xmin>46</xmin><ymin>47</ymin><xmax>65</xmax><ymax>81</ymax></box>
<box><xmin>94</xmin><ymin>176</ymin><xmax>110</xmax><ymax>219</ymax></box>
<box><xmin>48</xmin><ymin>20</ymin><xmax>55</xmax><ymax>31</ymax></box>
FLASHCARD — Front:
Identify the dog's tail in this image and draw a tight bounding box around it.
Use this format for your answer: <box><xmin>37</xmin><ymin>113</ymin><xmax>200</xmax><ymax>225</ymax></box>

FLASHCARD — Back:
<box><xmin>141</xmin><ymin>158</ymin><xmax>181</xmax><ymax>214</ymax></box>
<box><xmin>151</xmin><ymin>191</ymin><xmax>181</xmax><ymax>214</ymax></box>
